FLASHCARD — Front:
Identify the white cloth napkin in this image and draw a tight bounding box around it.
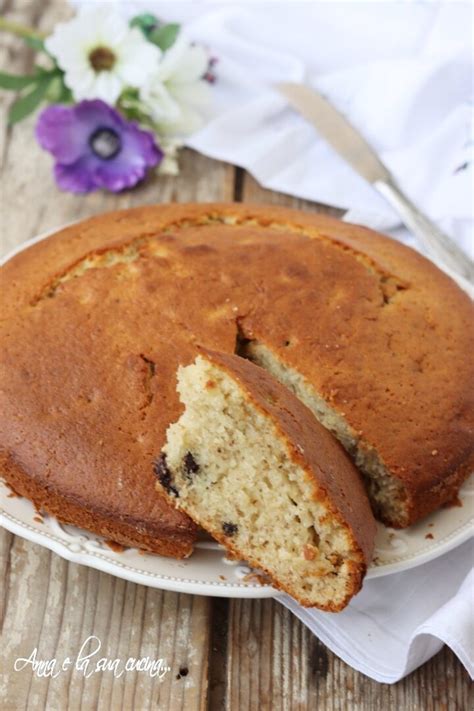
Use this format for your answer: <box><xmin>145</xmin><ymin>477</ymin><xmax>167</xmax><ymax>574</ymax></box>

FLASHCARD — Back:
<box><xmin>279</xmin><ymin>540</ymin><xmax>474</xmax><ymax>684</ymax></box>
<box><xmin>75</xmin><ymin>0</ymin><xmax>474</xmax><ymax>682</ymax></box>
<box><xmin>179</xmin><ymin>1</ymin><xmax>473</xmax><ymax>259</ymax></box>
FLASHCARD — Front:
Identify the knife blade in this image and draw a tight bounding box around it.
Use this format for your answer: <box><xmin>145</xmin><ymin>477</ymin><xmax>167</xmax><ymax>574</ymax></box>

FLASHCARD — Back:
<box><xmin>277</xmin><ymin>82</ymin><xmax>474</xmax><ymax>283</ymax></box>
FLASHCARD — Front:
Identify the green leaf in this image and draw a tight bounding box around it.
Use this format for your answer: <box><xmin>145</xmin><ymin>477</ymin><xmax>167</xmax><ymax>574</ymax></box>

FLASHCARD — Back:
<box><xmin>119</xmin><ymin>86</ymin><xmax>140</xmax><ymax>102</ymax></box>
<box><xmin>23</xmin><ymin>35</ymin><xmax>46</xmax><ymax>52</ymax></box>
<box><xmin>149</xmin><ymin>23</ymin><xmax>180</xmax><ymax>51</ymax></box>
<box><xmin>117</xmin><ymin>93</ymin><xmax>154</xmax><ymax>128</ymax></box>
<box><xmin>45</xmin><ymin>74</ymin><xmax>72</xmax><ymax>103</ymax></box>
<box><xmin>130</xmin><ymin>13</ymin><xmax>160</xmax><ymax>37</ymax></box>
<box><xmin>34</xmin><ymin>65</ymin><xmax>52</xmax><ymax>75</ymax></box>
<box><xmin>0</xmin><ymin>71</ymin><xmax>38</xmax><ymax>90</ymax></box>
<box><xmin>120</xmin><ymin>105</ymin><xmax>143</xmax><ymax>123</ymax></box>
<box><xmin>56</xmin><ymin>80</ymin><xmax>73</xmax><ymax>104</ymax></box>
<box><xmin>8</xmin><ymin>75</ymin><xmax>53</xmax><ymax>125</ymax></box>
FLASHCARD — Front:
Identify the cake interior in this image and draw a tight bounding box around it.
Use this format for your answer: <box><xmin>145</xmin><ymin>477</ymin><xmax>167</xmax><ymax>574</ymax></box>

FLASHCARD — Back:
<box><xmin>161</xmin><ymin>356</ymin><xmax>364</xmax><ymax>609</ymax></box>
<box><xmin>242</xmin><ymin>341</ymin><xmax>408</xmax><ymax>526</ymax></box>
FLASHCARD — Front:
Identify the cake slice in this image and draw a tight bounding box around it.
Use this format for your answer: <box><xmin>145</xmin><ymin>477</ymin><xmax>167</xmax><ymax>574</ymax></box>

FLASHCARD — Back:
<box><xmin>156</xmin><ymin>349</ymin><xmax>376</xmax><ymax>610</ymax></box>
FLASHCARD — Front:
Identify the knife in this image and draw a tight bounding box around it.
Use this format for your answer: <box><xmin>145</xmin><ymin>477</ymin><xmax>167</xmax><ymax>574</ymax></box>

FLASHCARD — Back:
<box><xmin>277</xmin><ymin>82</ymin><xmax>474</xmax><ymax>283</ymax></box>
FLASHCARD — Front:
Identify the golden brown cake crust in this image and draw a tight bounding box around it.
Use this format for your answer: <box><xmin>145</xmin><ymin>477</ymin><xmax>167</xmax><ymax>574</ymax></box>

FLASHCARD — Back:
<box><xmin>1</xmin><ymin>450</ymin><xmax>193</xmax><ymax>556</ymax></box>
<box><xmin>197</xmin><ymin>348</ymin><xmax>377</xmax><ymax>585</ymax></box>
<box><xmin>1</xmin><ymin>203</ymin><xmax>473</xmax><ymax>550</ymax></box>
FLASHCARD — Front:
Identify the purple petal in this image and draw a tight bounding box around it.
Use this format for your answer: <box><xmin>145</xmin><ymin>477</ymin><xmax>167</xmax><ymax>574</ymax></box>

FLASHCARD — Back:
<box><xmin>36</xmin><ymin>101</ymin><xmax>122</xmax><ymax>165</ymax></box>
<box><xmin>74</xmin><ymin>99</ymin><xmax>124</xmax><ymax>130</ymax></box>
<box><xmin>93</xmin><ymin>161</ymin><xmax>149</xmax><ymax>192</ymax></box>
<box><xmin>36</xmin><ymin>105</ymin><xmax>89</xmax><ymax>165</ymax></box>
<box><xmin>90</xmin><ymin>119</ymin><xmax>163</xmax><ymax>192</ymax></box>
<box><xmin>54</xmin><ymin>155</ymin><xmax>100</xmax><ymax>194</ymax></box>
<box><xmin>114</xmin><ymin>124</ymin><xmax>163</xmax><ymax>174</ymax></box>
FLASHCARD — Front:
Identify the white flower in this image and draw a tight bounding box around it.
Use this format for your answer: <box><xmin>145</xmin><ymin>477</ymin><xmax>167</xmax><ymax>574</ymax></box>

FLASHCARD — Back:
<box><xmin>140</xmin><ymin>39</ymin><xmax>211</xmax><ymax>136</ymax></box>
<box><xmin>46</xmin><ymin>7</ymin><xmax>161</xmax><ymax>104</ymax></box>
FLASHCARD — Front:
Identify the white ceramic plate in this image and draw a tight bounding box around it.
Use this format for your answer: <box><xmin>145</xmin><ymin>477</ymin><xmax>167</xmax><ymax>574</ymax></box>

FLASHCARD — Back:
<box><xmin>1</xmin><ymin>230</ymin><xmax>473</xmax><ymax>598</ymax></box>
<box><xmin>1</xmin><ymin>476</ymin><xmax>473</xmax><ymax>597</ymax></box>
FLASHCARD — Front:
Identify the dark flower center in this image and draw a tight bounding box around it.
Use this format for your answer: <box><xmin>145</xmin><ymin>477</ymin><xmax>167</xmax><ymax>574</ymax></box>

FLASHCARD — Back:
<box><xmin>89</xmin><ymin>128</ymin><xmax>121</xmax><ymax>160</ymax></box>
<box><xmin>89</xmin><ymin>46</ymin><xmax>116</xmax><ymax>71</ymax></box>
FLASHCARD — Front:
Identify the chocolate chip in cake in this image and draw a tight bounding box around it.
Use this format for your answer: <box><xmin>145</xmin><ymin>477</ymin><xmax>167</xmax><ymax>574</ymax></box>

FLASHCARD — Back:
<box><xmin>222</xmin><ymin>522</ymin><xmax>238</xmax><ymax>536</ymax></box>
<box><xmin>153</xmin><ymin>454</ymin><xmax>179</xmax><ymax>497</ymax></box>
<box><xmin>183</xmin><ymin>451</ymin><xmax>199</xmax><ymax>478</ymax></box>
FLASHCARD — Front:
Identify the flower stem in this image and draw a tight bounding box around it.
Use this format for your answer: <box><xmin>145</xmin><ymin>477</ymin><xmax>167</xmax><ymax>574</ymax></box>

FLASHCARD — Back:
<box><xmin>0</xmin><ymin>17</ymin><xmax>46</xmax><ymax>41</ymax></box>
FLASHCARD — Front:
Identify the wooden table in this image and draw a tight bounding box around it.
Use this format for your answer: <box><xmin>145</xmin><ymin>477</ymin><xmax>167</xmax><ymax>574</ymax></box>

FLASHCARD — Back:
<box><xmin>0</xmin><ymin>2</ymin><xmax>471</xmax><ymax>709</ymax></box>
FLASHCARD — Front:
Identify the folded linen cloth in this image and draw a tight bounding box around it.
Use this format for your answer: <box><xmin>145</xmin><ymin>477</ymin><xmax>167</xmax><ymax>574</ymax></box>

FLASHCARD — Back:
<box><xmin>180</xmin><ymin>1</ymin><xmax>473</xmax><ymax>258</ymax></box>
<box><xmin>74</xmin><ymin>0</ymin><xmax>473</xmax><ymax>682</ymax></box>
<box><xmin>279</xmin><ymin>540</ymin><xmax>473</xmax><ymax>684</ymax></box>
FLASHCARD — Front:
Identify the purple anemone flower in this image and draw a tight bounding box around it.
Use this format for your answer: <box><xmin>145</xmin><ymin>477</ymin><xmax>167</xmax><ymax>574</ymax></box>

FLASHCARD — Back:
<box><xmin>36</xmin><ymin>100</ymin><xmax>163</xmax><ymax>193</ymax></box>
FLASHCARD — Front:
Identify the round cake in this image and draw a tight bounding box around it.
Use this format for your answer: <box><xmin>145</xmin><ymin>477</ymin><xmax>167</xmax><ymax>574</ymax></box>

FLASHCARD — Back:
<box><xmin>1</xmin><ymin>203</ymin><xmax>472</xmax><ymax>557</ymax></box>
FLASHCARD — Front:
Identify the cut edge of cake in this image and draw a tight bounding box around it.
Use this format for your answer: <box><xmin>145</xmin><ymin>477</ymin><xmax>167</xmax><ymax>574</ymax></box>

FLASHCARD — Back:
<box><xmin>241</xmin><ymin>340</ymin><xmax>409</xmax><ymax>527</ymax></box>
<box><xmin>240</xmin><ymin>339</ymin><xmax>473</xmax><ymax>528</ymax></box>
<box><xmin>157</xmin><ymin>349</ymin><xmax>376</xmax><ymax>611</ymax></box>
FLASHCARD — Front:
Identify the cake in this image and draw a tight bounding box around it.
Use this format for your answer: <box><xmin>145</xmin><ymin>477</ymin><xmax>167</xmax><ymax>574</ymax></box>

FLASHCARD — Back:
<box><xmin>0</xmin><ymin>203</ymin><xmax>472</xmax><ymax>556</ymax></box>
<box><xmin>157</xmin><ymin>349</ymin><xmax>376</xmax><ymax>609</ymax></box>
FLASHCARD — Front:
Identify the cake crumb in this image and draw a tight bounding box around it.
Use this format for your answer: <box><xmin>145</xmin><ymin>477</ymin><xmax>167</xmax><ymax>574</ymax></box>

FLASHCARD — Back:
<box><xmin>33</xmin><ymin>515</ymin><xmax>43</xmax><ymax>524</ymax></box>
<box><xmin>442</xmin><ymin>495</ymin><xmax>463</xmax><ymax>509</ymax></box>
<box><xmin>425</xmin><ymin>533</ymin><xmax>434</xmax><ymax>540</ymax></box>
<box><xmin>4</xmin><ymin>482</ymin><xmax>21</xmax><ymax>498</ymax></box>
<box><xmin>105</xmin><ymin>540</ymin><xmax>126</xmax><ymax>553</ymax></box>
<box><xmin>303</xmin><ymin>544</ymin><xmax>317</xmax><ymax>561</ymax></box>
<box><xmin>243</xmin><ymin>572</ymin><xmax>272</xmax><ymax>585</ymax></box>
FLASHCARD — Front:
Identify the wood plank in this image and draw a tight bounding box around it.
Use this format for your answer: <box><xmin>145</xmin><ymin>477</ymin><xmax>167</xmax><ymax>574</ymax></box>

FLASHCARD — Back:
<box><xmin>1</xmin><ymin>535</ymin><xmax>214</xmax><ymax>711</ymax></box>
<box><xmin>239</xmin><ymin>171</ymin><xmax>343</xmax><ymax>218</ymax></box>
